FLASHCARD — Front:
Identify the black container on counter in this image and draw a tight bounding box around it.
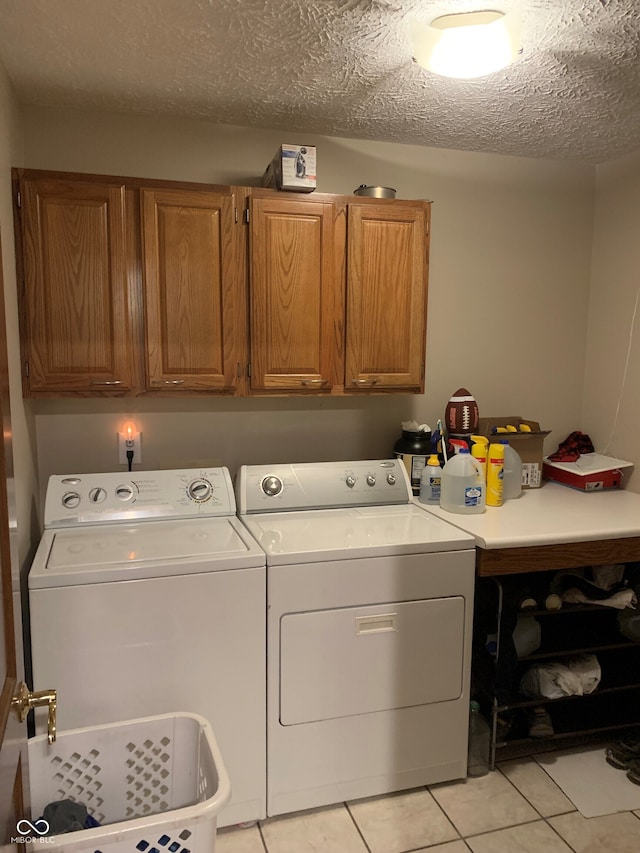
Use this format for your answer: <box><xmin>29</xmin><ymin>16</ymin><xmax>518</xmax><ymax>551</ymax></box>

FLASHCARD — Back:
<box><xmin>394</xmin><ymin>427</ymin><xmax>432</xmax><ymax>496</ymax></box>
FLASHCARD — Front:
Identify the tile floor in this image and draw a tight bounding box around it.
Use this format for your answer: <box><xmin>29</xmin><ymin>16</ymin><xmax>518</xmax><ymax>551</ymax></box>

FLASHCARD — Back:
<box><xmin>216</xmin><ymin>757</ymin><xmax>640</xmax><ymax>853</ymax></box>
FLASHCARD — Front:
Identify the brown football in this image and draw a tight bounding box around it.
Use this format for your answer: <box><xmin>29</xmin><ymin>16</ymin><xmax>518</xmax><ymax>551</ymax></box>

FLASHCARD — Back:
<box><xmin>445</xmin><ymin>388</ymin><xmax>479</xmax><ymax>434</ymax></box>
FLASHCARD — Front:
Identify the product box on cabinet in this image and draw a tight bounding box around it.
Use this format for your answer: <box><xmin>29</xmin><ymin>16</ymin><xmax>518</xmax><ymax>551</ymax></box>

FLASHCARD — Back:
<box><xmin>262</xmin><ymin>144</ymin><xmax>317</xmax><ymax>192</ymax></box>
<box><xmin>476</xmin><ymin>417</ymin><xmax>551</xmax><ymax>490</ymax></box>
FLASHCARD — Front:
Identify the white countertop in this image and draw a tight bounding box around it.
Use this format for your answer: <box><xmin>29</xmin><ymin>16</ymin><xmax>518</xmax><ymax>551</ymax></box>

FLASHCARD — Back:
<box><xmin>415</xmin><ymin>482</ymin><xmax>640</xmax><ymax>549</ymax></box>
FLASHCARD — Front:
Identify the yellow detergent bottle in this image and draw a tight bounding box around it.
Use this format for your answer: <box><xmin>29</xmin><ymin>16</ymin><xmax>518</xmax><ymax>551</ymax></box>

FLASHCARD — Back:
<box><xmin>486</xmin><ymin>442</ymin><xmax>505</xmax><ymax>507</ymax></box>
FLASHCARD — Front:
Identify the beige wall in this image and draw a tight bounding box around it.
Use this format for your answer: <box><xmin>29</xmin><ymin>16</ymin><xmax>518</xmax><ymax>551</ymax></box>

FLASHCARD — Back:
<box><xmin>20</xmin><ymin>106</ymin><xmax>596</xmax><ymax>508</ymax></box>
<box><xmin>583</xmin><ymin>150</ymin><xmax>640</xmax><ymax>492</ymax></box>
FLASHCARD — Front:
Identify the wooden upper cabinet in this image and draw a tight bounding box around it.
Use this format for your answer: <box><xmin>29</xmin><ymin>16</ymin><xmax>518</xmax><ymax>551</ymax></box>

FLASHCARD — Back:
<box><xmin>18</xmin><ymin>176</ymin><xmax>136</xmax><ymax>393</ymax></box>
<box><xmin>14</xmin><ymin>170</ymin><xmax>430</xmax><ymax>398</ymax></box>
<box><xmin>345</xmin><ymin>202</ymin><xmax>429</xmax><ymax>392</ymax></box>
<box><xmin>141</xmin><ymin>188</ymin><xmax>245</xmax><ymax>392</ymax></box>
<box><xmin>249</xmin><ymin>195</ymin><xmax>342</xmax><ymax>392</ymax></box>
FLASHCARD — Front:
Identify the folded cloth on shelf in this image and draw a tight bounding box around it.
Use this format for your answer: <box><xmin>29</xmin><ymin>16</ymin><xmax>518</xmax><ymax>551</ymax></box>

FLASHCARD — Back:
<box><xmin>562</xmin><ymin>587</ymin><xmax>637</xmax><ymax>610</ymax></box>
<box><xmin>520</xmin><ymin>654</ymin><xmax>601</xmax><ymax>700</ymax></box>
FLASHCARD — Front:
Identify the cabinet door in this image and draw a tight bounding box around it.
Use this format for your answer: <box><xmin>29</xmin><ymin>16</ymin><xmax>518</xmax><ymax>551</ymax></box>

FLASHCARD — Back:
<box><xmin>249</xmin><ymin>196</ymin><xmax>341</xmax><ymax>392</ymax></box>
<box><xmin>345</xmin><ymin>203</ymin><xmax>429</xmax><ymax>391</ymax></box>
<box><xmin>19</xmin><ymin>177</ymin><xmax>135</xmax><ymax>393</ymax></box>
<box><xmin>141</xmin><ymin>188</ymin><xmax>244</xmax><ymax>392</ymax></box>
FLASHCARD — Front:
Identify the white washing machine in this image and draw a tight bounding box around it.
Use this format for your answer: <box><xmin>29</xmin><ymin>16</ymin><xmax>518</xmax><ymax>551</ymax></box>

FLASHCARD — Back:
<box><xmin>235</xmin><ymin>459</ymin><xmax>476</xmax><ymax>817</ymax></box>
<box><xmin>28</xmin><ymin>468</ymin><xmax>266</xmax><ymax>828</ymax></box>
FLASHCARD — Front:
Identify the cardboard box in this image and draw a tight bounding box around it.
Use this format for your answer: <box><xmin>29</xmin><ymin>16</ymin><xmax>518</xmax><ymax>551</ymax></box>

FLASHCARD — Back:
<box><xmin>476</xmin><ymin>417</ymin><xmax>551</xmax><ymax>489</ymax></box>
<box><xmin>543</xmin><ymin>453</ymin><xmax>634</xmax><ymax>491</ymax></box>
<box><xmin>262</xmin><ymin>144</ymin><xmax>316</xmax><ymax>192</ymax></box>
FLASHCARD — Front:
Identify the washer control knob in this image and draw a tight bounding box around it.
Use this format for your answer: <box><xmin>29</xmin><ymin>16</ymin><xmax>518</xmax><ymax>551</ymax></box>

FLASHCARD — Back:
<box><xmin>88</xmin><ymin>487</ymin><xmax>107</xmax><ymax>503</ymax></box>
<box><xmin>346</xmin><ymin>475</ymin><xmax>356</xmax><ymax>488</ymax></box>
<box><xmin>386</xmin><ymin>474</ymin><xmax>396</xmax><ymax>485</ymax></box>
<box><xmin>261</xmin><ymin>476</ymin><xmax>283</xmax><ymax>497</ymax></box>
<box><xmin>366</xmin><ymin>475</ymin><xmax>376</xmax><ymax>486</ymax></box>
<box><xmin>62</xmin><ymin>491</ymin><xmax>80</xmax><ymax>509</ymax></box>
<box><xmin>115</xmin><ymin>484</ymin><xmax>135</xmax><ymax>502</ymax></box>
<box><xmin>188</xmin><ymin>478</ymin><xmax>213</xmax><ymax>502</ymax></box>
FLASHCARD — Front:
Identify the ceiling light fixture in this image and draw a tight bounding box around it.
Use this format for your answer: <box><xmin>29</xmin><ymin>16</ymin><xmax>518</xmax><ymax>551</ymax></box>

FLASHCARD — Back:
<box><xmin>410</xmin><ymin>9</ymin><xmax>521</xmax><ymax>79</ymax></box>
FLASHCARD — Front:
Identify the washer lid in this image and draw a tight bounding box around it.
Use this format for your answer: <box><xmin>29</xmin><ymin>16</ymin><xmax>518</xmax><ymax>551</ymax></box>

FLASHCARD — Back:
<box><xmin>239</xmin><ymin>504</ymin><xmax>475</xmax><ymax>565</ymax></box>
<box><xmin>30</xmin><ymin>516</ymin><xmax>264</xmax><ymax>587</ymax></box>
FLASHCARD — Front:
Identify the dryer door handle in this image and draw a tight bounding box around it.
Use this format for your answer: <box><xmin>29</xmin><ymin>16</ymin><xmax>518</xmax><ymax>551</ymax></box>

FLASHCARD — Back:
<box><xmin>355</xmin><ymin>613</ymin><xmax>398</xmax><ymax>634</ymax></box>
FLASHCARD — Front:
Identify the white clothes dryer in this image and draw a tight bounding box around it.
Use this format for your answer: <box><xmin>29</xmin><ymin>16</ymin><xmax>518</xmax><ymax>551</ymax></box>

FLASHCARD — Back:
<box><xmin>235</xmin><ymin>459</ymin><xmax>476</xmax><ymax>817</ymax></box>
<box><xmin>28</xmin><ymin>468</ymin><xmax>266</xmax><ymax>828</ymax></box>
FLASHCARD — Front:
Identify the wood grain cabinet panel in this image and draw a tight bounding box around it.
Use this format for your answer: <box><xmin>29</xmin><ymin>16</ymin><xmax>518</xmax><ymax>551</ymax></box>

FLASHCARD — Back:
<box><xmin>249</xmin><ymin>196</ymin><xmax>341</xmax><ymax>392</ymax></box>
<box><xmin>18</xmin><ymin>176</ymin><xmax>136</xmax><ymax>393</ymax></box>
<box><xmin>141</xmin><ymin>188</ymin><xmax>244</xmax><ymax>392</ymax></box>
<box><xmin>345</xmin><ymin>203</ymin><xmax>429</xmax><ymax>391</ymax></box>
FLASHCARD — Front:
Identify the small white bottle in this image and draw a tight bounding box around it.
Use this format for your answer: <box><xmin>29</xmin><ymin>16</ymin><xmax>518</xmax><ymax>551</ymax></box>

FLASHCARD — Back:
<box><xmin>419</xmin><ymin>454</ymin><xmax>443</xmax><ymax>504</ymax></box>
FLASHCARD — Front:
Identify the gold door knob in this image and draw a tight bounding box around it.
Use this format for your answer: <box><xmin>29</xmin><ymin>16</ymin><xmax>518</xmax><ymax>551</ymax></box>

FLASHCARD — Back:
<box><xmin>11</xmin><ymin>682</ymin><xmax>57</xmax><ymax>744</ymax></box>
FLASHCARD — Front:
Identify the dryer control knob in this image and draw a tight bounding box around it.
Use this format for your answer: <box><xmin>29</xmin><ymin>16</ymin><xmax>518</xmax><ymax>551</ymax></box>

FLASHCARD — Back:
<box><xmin>386</xmin><ymin>474</ymin><xmax>396</xmax><ymax>485</ymax></box>
<box><xmin>346</xmin><ymin>475</ymin><xmax>356</xmax><ymax>488</ymax></box>
<box><xmin>187</xmin><ymin>479</ymin><xmax>213</xmax><ymax>502</ymax></box>
<box><xmin>261</xmin><ymin>476</ymin><xmax>283</xmax><ymax>497</ymax></box>
<box><xmin>366</xmin><ymin>475</ymin><xmax>376</xmax><ymax>486</ymax></box>
<box><xmin>62</xmin><ymin>491</ymin><xmax>80</xmax><ymax>509</ymax></box>
<box><xmin>115</xmin><ymin>484</ymin><xmax>135</xmax><ymax>502</ymax></box>
<box><xmin>88</xmin><ymin>487</ymin><xmax>107</xmax><ymax>503</ymax></box>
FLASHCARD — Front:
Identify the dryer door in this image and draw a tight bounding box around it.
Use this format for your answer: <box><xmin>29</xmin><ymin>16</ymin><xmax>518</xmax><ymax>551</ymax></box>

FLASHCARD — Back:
<box><xmin>279</xmin><ymin>596</ymin><xmax>465</xmax><ymax>725</ymax></box>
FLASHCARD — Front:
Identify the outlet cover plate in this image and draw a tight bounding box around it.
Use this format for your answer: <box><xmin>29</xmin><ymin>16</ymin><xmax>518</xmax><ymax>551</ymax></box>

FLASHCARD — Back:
<box><xmin>118</xmin><ymin>432</ymin><xmax>142</xmax><ymax>465</ymax></box>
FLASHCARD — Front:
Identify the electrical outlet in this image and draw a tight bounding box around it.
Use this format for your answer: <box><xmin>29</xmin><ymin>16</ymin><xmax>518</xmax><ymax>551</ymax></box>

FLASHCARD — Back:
<box><xmin>118</xmin><ymin>432</ymin><xmax>142</xmax><ymax>465</ymax></box>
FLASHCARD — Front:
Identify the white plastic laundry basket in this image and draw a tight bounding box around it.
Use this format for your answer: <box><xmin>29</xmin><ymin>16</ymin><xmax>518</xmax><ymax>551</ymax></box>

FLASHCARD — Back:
<box><xmin>27</xmin><ymin>713</ymin><xmax>231</xmax><ymax>853</ymax></box>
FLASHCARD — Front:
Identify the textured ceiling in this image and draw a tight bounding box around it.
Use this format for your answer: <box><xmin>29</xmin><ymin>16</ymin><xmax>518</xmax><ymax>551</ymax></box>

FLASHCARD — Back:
<box><xmin>0</xmin><ymin>0</ymin><xmax>639</xmax><ymax>163</ymax></box>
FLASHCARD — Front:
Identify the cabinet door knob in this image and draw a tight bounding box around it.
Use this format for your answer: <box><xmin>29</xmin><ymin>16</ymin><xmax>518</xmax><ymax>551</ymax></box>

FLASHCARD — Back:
<box><xmin>90</xmin><ymin>380</ymin><xmax>122</xmax><ymax>385</ymax></box>
<box><xmin>150</xmin><ymin>379</ymin><xmax>185</xmax><ymax>386</ymax></box>
<box><xmin>300</xmin><ymin>378</ymin><xmax>328</xmax><ymax>386</ymax></box>
<box><xmin>352</xmin><ymin>377</ymin><xmax>380</xmax><ymax>385</ymax></box>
